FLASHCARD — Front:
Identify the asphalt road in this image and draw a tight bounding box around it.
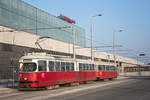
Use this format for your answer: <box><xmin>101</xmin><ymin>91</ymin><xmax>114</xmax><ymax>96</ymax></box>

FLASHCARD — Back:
<box><xmin>0</xmin><ymin>76</ymin><xmax>150</xmax><ymax>100</ymax></box>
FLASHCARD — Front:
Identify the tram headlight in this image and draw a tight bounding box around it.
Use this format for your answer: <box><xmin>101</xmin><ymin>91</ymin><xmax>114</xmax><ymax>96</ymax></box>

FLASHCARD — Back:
<box><xmin>24</xmin><ymin>77</ymin><xmax>28</xmax><ymax>81</ymax></box>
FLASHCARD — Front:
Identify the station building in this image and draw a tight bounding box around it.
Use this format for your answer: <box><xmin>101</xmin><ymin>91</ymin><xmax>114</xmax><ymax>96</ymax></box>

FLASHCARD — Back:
<box><xmin>0</xmin><ymin>0</ymin><xmax>143</xmax><ymax>79</ymax></box>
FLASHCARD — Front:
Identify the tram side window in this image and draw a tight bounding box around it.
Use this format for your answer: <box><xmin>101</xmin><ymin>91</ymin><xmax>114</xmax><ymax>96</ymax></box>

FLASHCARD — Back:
<box><xmin>92</xmin><ymin>64</ymin><xmax>94</xmax><ymax>70</ymax></box>
<box><xmin>87</xmin><ymin>64</ymin><xmax>90</xmax><ymax>71</ymax></box>
<box><xmin>109</xmin><ymin>66</ymin><xmax>111</xmax><ymax>71</ymax></box>
<box><xmin>98</xmin><ymin>65</ymin><xmax>103</xmax><ymax>71</ymax></box>
<box><xmin>89</xmin><ymin>64</ymin><xmax>91</xmax><ymax>70</ymax></box>
<box><xmin>66</xmin><ymin>62</ymin><xmax>70</xmax><ymax>72</ymax></box>
<box><xmin>112</xmin><ymin>66</ymin><xmax>115</xmax><ymax>71</ymax></box>
<box><xmin>85</xmin><ymin>64</ymin><xmax>88</xmax><ymax>71</ymax></box>
<box><xmin>91</xmin><ymin>64</ymin><xmax>93</xmax><ymax>71</ymax></box>
<box><xmin>55</xmin><ymin>62</ymin><xmax>60</xmax><ymax>72</ymax></box>
<box><xmin>106</xmin><ymin>65</ymin><xmax>110</xmax><ymax>71</ymax></box>
<box><xmin>83</xmin><ymin>64</ymin><xmax>86</xmax><ymax>71</ymax></box>
<box><xmin>90</xmin><ymin>64</ymin><xmax>92</xmax><ymax>71</ymax></box>
<box><xmin>88</xmin><ymin>64</ymin><xmax>91</xmax><ymax>71</ymax></box>
<box><xmin>61</xmin><ymin>62</ymin><xmax>65</xmax><ymax>72</ymax></box>
<box><xmin>111</xmin><ymin>66</ymin><xmax>115</xmax><ymax>71</ymax></box>
<box><xmin>49</xmin><ymin>61</ymin><xmax>55</xmax><ymax>72</ymax></box>
<box><xmin>85</xmin><ymin>64</ymin><xmax>87</xmax><ymax>71</ymax></box>
<box><xmin>103</xmin><ymin>65</ymin><xmax>106</xmax><ymax>71</ymax></box>
<box><xmin>38</xmin><ymin>60</ymin><xmax>47</xmax><ymax>72</ymax></box>
<box><xmin>84</xmin><ymin>64</ymin><xmax>87</xmax><ymax>71</ymax></box>
<box><xmin>109</xmin><ymin>66</ymin><xmax>112</xmax><ymax>71</ymax></box>
<box><xmin>79</xmin><ymin>63</ymin><xmax>83</xmax><ymax>71</ymax></box>
<box><xmin>102</xmin><ymin>65</ymin><xmax>105</xmax><ymax>71</ymax></box>
<box><xmin>103</xmin><ymin>65</ymin><xmax>105</xmax><ymax>71</ymax></box>
<box><xmin>70</xmin><ymin>63</ymin><xmax>74</xmax><ymax>71</ymax></box>
<box><xmin>98</xmin><ymin>65</ymin><xmax>100</xmax><ymax>71</ymax></box>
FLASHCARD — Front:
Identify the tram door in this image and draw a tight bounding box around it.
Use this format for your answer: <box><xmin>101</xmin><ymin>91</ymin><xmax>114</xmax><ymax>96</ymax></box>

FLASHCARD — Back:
<box><xmin>75</xmin><ymin>62</ymin><xmax>79</xmax><ymax>82</ymax></box>
<box><xmin>38</xmin><ymin>60</ymin><xmax>47</xmax><ymax>84</ymax></box>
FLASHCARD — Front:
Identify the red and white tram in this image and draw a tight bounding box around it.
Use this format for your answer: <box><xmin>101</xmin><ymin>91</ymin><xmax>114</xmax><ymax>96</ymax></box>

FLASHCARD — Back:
<box><xmin>19</xmin><ymin>53</ymin><xmax>117</xmax><ymax>89</ymax></box>
<box><xmin>95</xmin><ymin>64</ymin><xmax>118</xmax><ymax>80</ymax></box>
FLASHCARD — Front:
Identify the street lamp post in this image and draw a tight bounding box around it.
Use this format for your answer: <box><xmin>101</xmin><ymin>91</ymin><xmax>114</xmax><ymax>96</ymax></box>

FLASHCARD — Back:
<box><xmin>107</xmin><ymin>54</ymin><xmax>110</xmax><ymax>65</ymax></box>
<box><xmin>113</xmin><ymin>30</ymin><xmax>122</xmax><ymax>68</ymax></box>
<box><xmin>91</xmin><ymin>14</ymin><xmax>102</xmax><ymax>62</ymax></box>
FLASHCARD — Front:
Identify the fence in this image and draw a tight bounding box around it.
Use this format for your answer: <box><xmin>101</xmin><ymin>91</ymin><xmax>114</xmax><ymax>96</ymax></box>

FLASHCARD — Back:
<box><xmin>0</xmin><ymin>67</ymin><xmax>19</xmax><ymax>88</ymax></box>
<box><xmin>124</xmin><ymin>66</ymin><xmax>150</xmax><ymax>72</ymax></box>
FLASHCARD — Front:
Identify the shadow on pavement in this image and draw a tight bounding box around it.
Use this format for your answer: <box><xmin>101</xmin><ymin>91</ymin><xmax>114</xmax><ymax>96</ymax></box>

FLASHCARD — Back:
<box><xmin>124</xmin><ymin>76</ymin><xmax>150</xmax><ymax>80</ymax></box>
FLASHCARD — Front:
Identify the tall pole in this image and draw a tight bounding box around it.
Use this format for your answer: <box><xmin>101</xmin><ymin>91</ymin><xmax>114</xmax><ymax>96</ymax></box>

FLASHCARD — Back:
<box><xmin>113</xmin><ymin>31</ymin><xmax>116</xmax><ymax>67</ymax></box>
<box><xmin>90</xmin><ymin>14</ymin><xmax>102</xmax><ymax>62</ymax></box>
<box><xmin>91</xmin><ymin>17</ymin><xmax>94</xmax><ymax>62</ymax></box>
<box><xmin>107</xmin><ymin>55</ymin><xmax>110</xmax><ymax>65</ymax></box>
<box><xmin>113</xmin><ymin>30</ymin><xmax>122</xmax><ymax>70</ymax></box>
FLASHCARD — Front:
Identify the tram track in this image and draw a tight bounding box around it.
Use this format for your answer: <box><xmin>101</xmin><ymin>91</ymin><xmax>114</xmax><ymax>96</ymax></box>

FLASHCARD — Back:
<box><xmin>0</xmin><ymin>77</ymin><xmax>132</xmax><ymax>100</ymax></box>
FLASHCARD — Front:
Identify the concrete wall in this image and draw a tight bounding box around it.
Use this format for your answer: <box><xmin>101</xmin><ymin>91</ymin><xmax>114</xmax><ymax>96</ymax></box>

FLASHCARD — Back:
<box><xmin>0</xmin><ymin>26</ymin><xmax>144</xmax><ymax>66</ymax></box>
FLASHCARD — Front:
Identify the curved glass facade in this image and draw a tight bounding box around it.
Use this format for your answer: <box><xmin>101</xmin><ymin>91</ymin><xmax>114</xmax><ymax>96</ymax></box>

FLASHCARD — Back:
<box><xmin>0</xmin><ymin>0</ymin><xmax>86</xmax><ymax>46</ymax></box>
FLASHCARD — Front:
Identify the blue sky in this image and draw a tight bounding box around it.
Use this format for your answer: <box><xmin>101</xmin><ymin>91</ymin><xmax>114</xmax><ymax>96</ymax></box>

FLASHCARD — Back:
<box><xmin>23</xmin><ymin>0</ymin><xmax>150</xmax><ymax>64</ymax></box>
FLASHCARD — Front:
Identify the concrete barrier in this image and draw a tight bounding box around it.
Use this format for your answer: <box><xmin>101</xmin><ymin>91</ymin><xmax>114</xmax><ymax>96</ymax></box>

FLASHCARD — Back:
<box><xmin>119</xmin><ymin>71</ymin><xmax>150</xmax><ymax>76</ymax></box>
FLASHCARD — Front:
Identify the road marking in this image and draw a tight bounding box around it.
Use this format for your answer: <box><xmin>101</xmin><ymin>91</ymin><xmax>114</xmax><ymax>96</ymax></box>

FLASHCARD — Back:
<box><xmin>23</xmin><ymin>79</ymin><xmax>134</xmax><ymax>100</ymax></box>
<box><xmin>0</xmin><ymin>93</ymin><xmax>23</xmax><ymax>98</ymax></box>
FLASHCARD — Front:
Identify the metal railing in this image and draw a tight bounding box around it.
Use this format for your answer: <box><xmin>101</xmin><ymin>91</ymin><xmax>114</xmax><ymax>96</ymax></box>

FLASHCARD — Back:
<box><xmin>0</xmin><ymin>68</ymin><xmax>19</xmax><ymax>88</ymax></box>
<box><xmin>124</xmin><ymin>66</ymin><xmax>150</xmax><ymax>72</ymax></box>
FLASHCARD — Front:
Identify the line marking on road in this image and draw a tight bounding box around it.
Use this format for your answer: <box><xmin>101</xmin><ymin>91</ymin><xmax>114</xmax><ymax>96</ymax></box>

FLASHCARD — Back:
<box><xmin>23</xmin><ymin>79</ymin><xmax>134</xmax><ymax>100</ymax></box>
<box><xmin>0</xmin><ymin>93</ymin><xmax>23</xmax><ymax>98</ymax></box>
